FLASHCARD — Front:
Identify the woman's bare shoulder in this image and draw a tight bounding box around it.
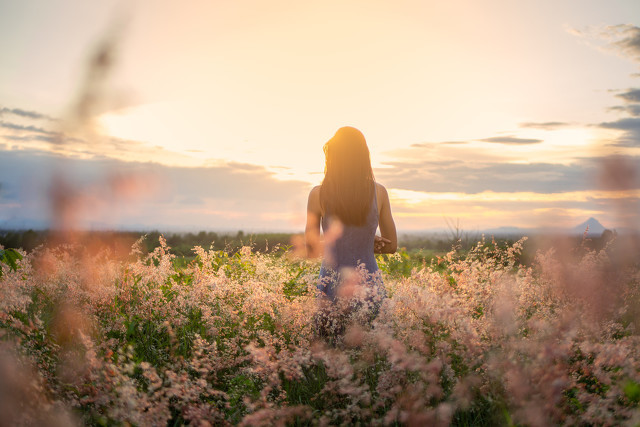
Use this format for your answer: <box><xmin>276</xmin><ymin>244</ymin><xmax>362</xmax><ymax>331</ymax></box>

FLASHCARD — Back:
<box><xmin>375</xmin><ymin>182</ymin><xmax>389</xmax><ymax>198</ymax></box>
<box><xmin>307</xmin><ymin>185</ymin><xmax>322</xmax><ymax>213</ymax></box>
<box><xmin>309</xmin><ymin>185</ymin><xmax>322</xmax><ymax>200</ymax></box>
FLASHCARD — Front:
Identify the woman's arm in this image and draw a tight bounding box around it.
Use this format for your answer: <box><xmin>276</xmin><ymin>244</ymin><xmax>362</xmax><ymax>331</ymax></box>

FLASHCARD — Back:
<box><xmin>376</xmin><ymin>184</ymin><xmax>397</xmax><ymax>254</ymax></box>
<box><xmin>305</xmin><ymin>186</ymin><xmax>322</xmax><ymax>258</ymax></box>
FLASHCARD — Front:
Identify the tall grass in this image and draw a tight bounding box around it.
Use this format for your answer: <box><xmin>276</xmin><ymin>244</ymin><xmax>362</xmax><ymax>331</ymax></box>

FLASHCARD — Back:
<box><xmin>0</xmin><ymin>236</ymin><xmax>638</xmax><ymax>425</ymax></box>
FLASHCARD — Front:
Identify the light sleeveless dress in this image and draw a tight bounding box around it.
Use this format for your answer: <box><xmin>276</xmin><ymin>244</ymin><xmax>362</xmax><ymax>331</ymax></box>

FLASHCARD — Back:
<box><xmin>318</xmin><ymin>184</ymin><xmax>383</xmax><ymax>301</ymax></box>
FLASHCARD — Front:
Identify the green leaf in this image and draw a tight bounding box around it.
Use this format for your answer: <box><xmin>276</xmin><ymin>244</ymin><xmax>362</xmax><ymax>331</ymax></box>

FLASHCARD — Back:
<box><xmin>624</xmin><ymin>380</ymin><xmax>640</xmax><ymax>403</ymax></box>
<box><xmin>0</xmin><ymin>248</ymin><xmax>23</xmax><ymax>277</ymax></box>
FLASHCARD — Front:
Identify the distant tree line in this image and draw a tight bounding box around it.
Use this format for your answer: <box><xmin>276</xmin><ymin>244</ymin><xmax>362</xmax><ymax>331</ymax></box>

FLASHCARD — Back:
<box><xmin>0</xmin><ymin>229</ymin><xmax>295</xmax><ymax>257</ymax></box>
<box><xmin>0</xmin><ymin>229</ymin><xmax>46</xmax><ymax>252</ymax></box>
<box><xmin>0</xmin><ymin>228</ymin><xmax>494</xmax><ymax>255</ymax></box>
<box><xmin>0</xmin><ymin>228</ymin><xmax>630</xmax><ymax>265</ymax></box>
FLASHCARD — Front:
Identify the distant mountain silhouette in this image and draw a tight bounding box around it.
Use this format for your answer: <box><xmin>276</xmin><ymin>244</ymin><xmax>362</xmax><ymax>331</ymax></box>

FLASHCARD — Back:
<box><xmin>572</xmin><ymin>217</ymin><xmax>606</xmax><ymax>236</ymax></box>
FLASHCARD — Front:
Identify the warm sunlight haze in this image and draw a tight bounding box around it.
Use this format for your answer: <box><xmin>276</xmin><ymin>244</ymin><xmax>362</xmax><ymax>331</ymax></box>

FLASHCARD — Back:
<box><xmin>2</xmin><ymin>2</ymin><xmax>640</xmax><ymax>426</ymax></box>
<box><xmin>1</xmin><ymin>0</ymin><xmax>640</xmax><ymax>231</ymax></box>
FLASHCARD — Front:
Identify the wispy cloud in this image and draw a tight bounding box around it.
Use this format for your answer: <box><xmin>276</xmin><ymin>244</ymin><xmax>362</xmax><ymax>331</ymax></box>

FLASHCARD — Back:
<box><xmin>602</xmin><ymin>88</ymin><xmax>640</xmax><ymax>142</ymax></box>
<box><xmin>411</xmin><ymin>141</ymin><xmax>468</xmax><ymax>148</ymax></box>
<box><xmin>378</xmin><ymin>130</ymin><xmax>640</xmax><ymax>195</ymax></box>
<box><xmin>518</xmin><ymin>121</ymin><xmax>571</xmax><ymax>130</ymax></box>
<box><xmin>609</xmin><ymin>104</ymin><xmax>640</xmax><ymax>117</ymax></box>
<box><xmin>0</xmin><ymin>106</ymin><xmax>205</xmax><ymax>165</ymax></box>
<box><xmin>0</xmin><ymin>121</ymin><xmax>58</xmax><ymax>135</ymax></box>
<box><xmin>568</xmin><ymin>24</ymin><xmax>640</xmax><ymax>64</ymax></box>
<box><xmin>600</xmin><ymin>117</ymin><xmax>640</xmax><ymax>131</ymax></box>
<box><xmin>0</xmin><ymin>148</ymin><xmax>309</xmax><ymax>230</ymax></box>
<box><xmin>388</xmin><ymin>187</ymin><xmax>638</xmax><ymax>230</ymax></box>
<box><xmin>0</xmin><ymin>105</ymin><xmax>313</xmax><ymax>230</ymax></box>
<box><xmin>599</xmin><ymin>117</ymin><xmax>640</xmax><ymax>147</ymax></box>
<box><xmin>3</xmin><ymin>135</ymin><xmax>59</xmax><ymax>144</ymax></box>
<box><xmin>616</xmin><ymin>88</ymin><xmax>640</xmax><ymax>103</ymax></box>
<box><xmin>478</xmin><ymin>136</ymin><xmax>543</xmax><ymax>145</ymax></box>
<box><xmin>376</xmin><ymin>159</ymin><xmax>598</xmax><ymax>194</ymax></box>
<box><xmin>608</xmin><ymin>24</ymin><xmax>640</xmax><ymax>63</ymax></box>
<box><xmin>0</xmin><ymin>107</ymin><xmax>56</xmax><ymax>121</ymax></box>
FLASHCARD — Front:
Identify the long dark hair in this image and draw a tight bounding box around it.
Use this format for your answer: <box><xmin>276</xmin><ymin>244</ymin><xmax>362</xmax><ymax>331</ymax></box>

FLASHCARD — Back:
<box><xmin>320</xmin><ymin>127</ymin><xmax>375</xmax><ymax>226</ymax></box>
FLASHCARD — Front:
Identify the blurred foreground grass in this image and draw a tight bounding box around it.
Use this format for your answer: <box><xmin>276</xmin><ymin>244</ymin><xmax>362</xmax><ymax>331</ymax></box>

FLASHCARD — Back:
<box><xmin>0</xmin><ymin>234</ymin><xmax>638</xmax><ymax>425</ymax></box>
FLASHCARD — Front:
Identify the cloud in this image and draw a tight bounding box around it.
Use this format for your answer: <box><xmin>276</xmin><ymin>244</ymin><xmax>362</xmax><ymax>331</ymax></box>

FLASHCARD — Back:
<box><xmin>568</xmin><ymin>24</ymin><xmax>640</xmax><ymax>64</ymax></box>
<box><xmin>478</xmin><ymin>136</ymin><xmax>543</xmax><ymax>145</ymax></box>
<box><xmin>0</xmin><ymin>121</ymin><xmax>58</xmax><ymax>135</ymax></box>
<box><xmin>0</xmin><ymin>107</ymin><xmax>55</xmax><ymax>121</ymax></box>
<box><xmin>3</xmin><ymin>135</ymin><xmax>59</xmax><ymax>144</ymax></box>
<box><xmin>566</xmin><ymin>27</ymin><xmax>640</xmax><ymax>146</ymax></box>
<box><xmin>599</xmin><ymin>117</ymin><xmax>640</xmax><ymax>146</ymax></box>
<box><xmin>0</xmin><ymin>111</ymin><xmax>66</xmax><ymax>149</ymax></box>
<box><xmin>411</xmin><ymin>141</ymin><xmax>468</xmax><ymax>148</ymax></box>
<box><xmin>609</xmin><ymin>105</ymin><xmax>640</xmax><ymax>117</ymax></box>
<box><xmin>518</xmin><ymin>121</ymin><xmax>571</xmax><ymax>130</ymax></box>
<box><xmin>609</xmin><ymin>24</ymin><xmax>640</xmax><ymax>63</ymax></box>
<box><xmin>389</xmin><ymin>189</ymin><xmax>639</xmax><ymax>231</ymax></box>
<box><xmin>223</xmin><ymin>162</ymin><xmax>263</xmax><ymax>172</ymax></box>
<box><xmin>600</xmin><ymin>117</ymin><xmax>640</xmax><ymax>131</ymax></box>
<box><xmin>603</xmin><ymin>89</ymin><xmax>640</xmax><ymax>139</ymax></box>
<box><xmin>376</xmin><ymin>160</ymin><xmax>595</xmax><ymax>194</ymax></box>
<box><xmin>616</xmin><ymin>88</ymin><xmax>640</xmax><ymax>103</ymax></box>
<box><xmin>0</xmin><ymin>148</ymin><xmax>309</xmax><ymax>231</ymax></box>
<box><xmin>0</xmin><ymin>109</ymin><xmax>208</xmax><ymax>165</ymax></box>
<box><xmin>377</xmin><ymin>134</ymin><xmax>640</xmax><ymax>195</ymax></box>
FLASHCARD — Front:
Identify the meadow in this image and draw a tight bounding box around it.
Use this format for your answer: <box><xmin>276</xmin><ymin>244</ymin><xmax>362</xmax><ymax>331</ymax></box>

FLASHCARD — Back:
<box><xmin>0</xmin><ymin>234</ymin><xmax>639</xmax><ymax>426</ymax></box>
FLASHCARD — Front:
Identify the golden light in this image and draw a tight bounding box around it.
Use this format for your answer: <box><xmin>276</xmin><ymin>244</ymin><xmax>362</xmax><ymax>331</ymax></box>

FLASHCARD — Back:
<box><xmin>98</xmin><ymin>101</ymin><xmax>327</xmax><ymax>184</ymax></box>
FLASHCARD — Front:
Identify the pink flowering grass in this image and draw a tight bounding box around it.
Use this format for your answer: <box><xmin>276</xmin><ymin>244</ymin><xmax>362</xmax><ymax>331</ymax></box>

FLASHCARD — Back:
<box><xmin>0</xmin><ymin>236</ymin><xmax>639</xmax><ymax>426</ymax></box>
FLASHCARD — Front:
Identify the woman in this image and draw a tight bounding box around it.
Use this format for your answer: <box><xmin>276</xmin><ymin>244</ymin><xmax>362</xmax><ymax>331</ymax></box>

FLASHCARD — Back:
<box><xmin>305</xmin><ymin>126</ymin><xmax>397</xmax><ymax>301</ymax></box>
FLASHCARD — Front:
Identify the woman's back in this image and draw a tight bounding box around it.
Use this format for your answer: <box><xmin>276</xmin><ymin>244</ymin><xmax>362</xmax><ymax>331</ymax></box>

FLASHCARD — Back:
<box><xmin>319</xmin><ymin>185</ymin><xmax>379</xmax><ymax>299</ymax></box>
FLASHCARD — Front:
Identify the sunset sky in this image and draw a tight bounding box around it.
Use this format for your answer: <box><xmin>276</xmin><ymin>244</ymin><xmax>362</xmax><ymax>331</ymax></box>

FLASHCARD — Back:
<box><xmin>1</xmin><ymin>0</ymin><xmax>639</xmax><ymax>232</ymax></box>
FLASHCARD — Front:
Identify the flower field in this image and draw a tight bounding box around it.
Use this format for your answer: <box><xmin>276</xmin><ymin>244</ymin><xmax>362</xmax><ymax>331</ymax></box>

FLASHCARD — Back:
<box><xmin>1</xmin><ymin>236</ymin><xmax>639</xmax><ymax>426</ymax></box>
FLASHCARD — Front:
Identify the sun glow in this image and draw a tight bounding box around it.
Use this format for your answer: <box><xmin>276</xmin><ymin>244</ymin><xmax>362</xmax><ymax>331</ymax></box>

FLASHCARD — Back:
<box><xmin>98</xmin><ymin>102</ymin><xmax>209</xmax><ymax>163</ymax></box>
<box><xmin>390</xmin><ymin>188</ymin><xmax>640</xmax><ymax>205</ymax></box>
<box><xmin>462</xmin><ymin>127</ymin><xmax>601</xmax><ymax>165</ymax></box>
<box><xmin>388</xmin><ymin>188</ymin><xmax>639</xmax><ymax>229</ymax></box>
<box><xmin>98</xmin><ymin>101</ymin><xmax>326</xmax><ymax>183</ymax></box>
